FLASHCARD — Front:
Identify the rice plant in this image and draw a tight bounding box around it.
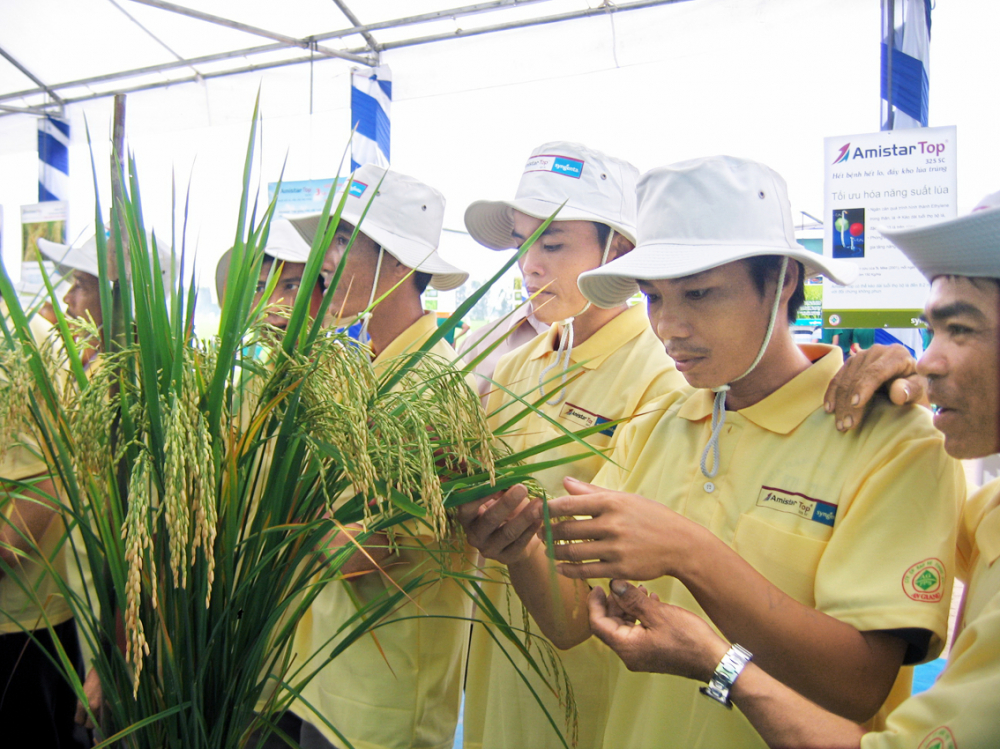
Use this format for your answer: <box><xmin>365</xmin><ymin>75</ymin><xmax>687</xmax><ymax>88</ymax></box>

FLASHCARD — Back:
<box><xmin>0</xmin><ymin>102</ymin><xmax>605</xmax><ymax>749</ymax></box>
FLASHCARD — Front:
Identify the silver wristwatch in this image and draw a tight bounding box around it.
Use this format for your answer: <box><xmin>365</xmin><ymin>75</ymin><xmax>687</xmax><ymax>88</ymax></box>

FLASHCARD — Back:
<box><xmin>699</xmin><ymin>643</ymin><xmax>753</xmax><ymax>709</ymax></box>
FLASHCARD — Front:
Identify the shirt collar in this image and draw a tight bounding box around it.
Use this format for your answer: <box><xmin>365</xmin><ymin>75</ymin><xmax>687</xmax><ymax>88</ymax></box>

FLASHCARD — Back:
<box><xmin>372</xmin><ymin>311</ymin><xmax>439</xmax><ymax>367</ymax></box>
<box><xmin>524</xmin><ymin>304</ymin><xmax>651</xmax><ymax>370</ymax></box>
<box><xmin>677</xmin><ymin>344</ymin><xmax>842</xmax><ymax>434</ymax></box>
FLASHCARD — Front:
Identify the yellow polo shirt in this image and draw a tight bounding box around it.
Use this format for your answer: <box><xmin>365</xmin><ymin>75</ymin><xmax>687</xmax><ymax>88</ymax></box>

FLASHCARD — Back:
<box><xmin>294</xmin><ymin>312</ymin><xmax>475</xmax><ymax>749</ymax></box>
<box><xmin>861</xmin><ymin>478</ymin><xmax>1000</xmax><ymax>749</ymax></box>
<box><xmin>593</xmin><ymin>344</ymin><xmax>963</xmax><ymax>749</ymax></box>
<box><xmin>1</xmin><ymin>312</ymin><xmax>73</xmax><ymax>635</ymax></box>
<box><xmin>463</xmin><ymin>304</ymin><xmax>687</xmax><ymax>749</ymax></box>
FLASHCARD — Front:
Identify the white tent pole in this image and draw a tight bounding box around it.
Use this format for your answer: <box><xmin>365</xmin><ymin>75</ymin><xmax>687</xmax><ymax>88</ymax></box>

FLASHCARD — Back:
<box><xmin>374</xmin><ymin>0</ymin><xmax>694</xmax><ymax>52</ymax></box>
<box><xmin>128</xmin><ymin>0</ymin><xmax>377</xmax><ymax>65</ymax></box>
<box><xmin>330</xmin><ymin>0</ymin><xmax>383</xmax><ymax>54</ymax></box>
<box><xmin>0</xmin><ymin>0</ymin><xmax>688</xmax><ymax>113</ymax></box>
<box><xmin>0</xmin><ymin>45</ymin><xmax>65</xmax><ymax>112</ymax></box>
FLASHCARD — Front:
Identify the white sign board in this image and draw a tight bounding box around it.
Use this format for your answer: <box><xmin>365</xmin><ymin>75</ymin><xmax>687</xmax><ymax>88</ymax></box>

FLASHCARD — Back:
<box><xmin>823</xmin><ymin>126</ymin><xmax>957</xmax><ymax>329</ymax></box>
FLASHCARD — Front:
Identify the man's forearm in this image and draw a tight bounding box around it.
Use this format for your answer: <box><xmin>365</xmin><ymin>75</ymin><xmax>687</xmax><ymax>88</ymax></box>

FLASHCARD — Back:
<box><xmin>680</xmin><ymin>541</ymin><xmax>906</xmax><ymax>722</ymax></box>
<box><xmin>508</xmin><ymin>545</ymin><xmax>592</xmax><ymax>649</ymax></box>
<box><xmin>732</xmin><ymin>663</ymin><xmax>867</xmax><ymax>749</ymax></box>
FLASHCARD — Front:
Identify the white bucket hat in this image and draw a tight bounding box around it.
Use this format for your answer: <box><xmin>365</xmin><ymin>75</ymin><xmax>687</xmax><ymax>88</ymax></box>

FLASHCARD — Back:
<box><xmin>464</xmin><ymin>141</ymin><xmax>639</xmax><ymax>249</ymax></box>
<box><xmin>578</xmin><ymin>155</ymin><xmax>859</xmax><ymax>309</ymax></box>
<box><xmin>215</xmin><ymin>218</ymin><xmax>313</xmax><ymax>300</ymax></box>
<box><xmin>878</xmin><ymin>190</ymin><xmax>1000</xmax><ymax>280</ymax></box>
<box><xmin>38</xmin><ymin>229</ymin><xmax>167</xmax><ymax>284</ymax></box>
<box><xmin>289</xmin><ymin>164</ymin><xmax>468</xmax><ymax>291</ymax></box>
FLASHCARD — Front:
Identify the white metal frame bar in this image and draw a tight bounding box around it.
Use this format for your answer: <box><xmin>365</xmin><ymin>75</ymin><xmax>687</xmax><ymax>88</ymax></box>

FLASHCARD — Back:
<box><xmin>0</xmin><ymin>0</ymin><xmax>691</xmax><ymax>116</ymax></box>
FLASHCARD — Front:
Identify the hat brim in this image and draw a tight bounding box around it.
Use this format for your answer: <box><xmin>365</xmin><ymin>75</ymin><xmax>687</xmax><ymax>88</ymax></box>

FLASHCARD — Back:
<box><xmin>465</xmin><ymin>198</ymin><xmax>637</xmax><ymax>250</ymax></box>
<box><xmin>289</xmin><ymin>213</ymin><xmax>468</xmax><ymax>292</ymax></box>
<box><xmin>877</xmin><ymin>208</ymin><xmax>1000</xmax><ymax>281</ymax></box>
<box><xmin>578</xmin><ymin>243</ymin><xmax>859</xmax><ymax>309</ymax></box>
<box><xmin>37</xmin><ymin>237</ymin><xmax>100</xmax><ymax>277</ymax></box>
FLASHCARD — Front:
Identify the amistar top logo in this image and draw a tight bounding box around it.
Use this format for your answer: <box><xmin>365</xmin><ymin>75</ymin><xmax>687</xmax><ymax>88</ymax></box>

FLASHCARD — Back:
<box><xmin>832</xmin><ymin>140</ymin><xmax>947</xmax><ymax>164</ymax></box>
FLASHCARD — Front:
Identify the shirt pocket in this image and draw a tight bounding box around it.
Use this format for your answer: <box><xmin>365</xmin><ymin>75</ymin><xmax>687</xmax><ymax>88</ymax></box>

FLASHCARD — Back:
<box><xmin>731</xmin><ymin>513</ymin><xmax>829</xmax><ymax>608</ymax></box>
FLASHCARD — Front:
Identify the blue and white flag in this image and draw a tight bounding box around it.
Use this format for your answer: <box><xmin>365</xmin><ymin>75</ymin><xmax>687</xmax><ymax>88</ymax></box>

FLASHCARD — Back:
<box><xmin>881</xmin><ymin>0</ymin><xmax>931</xmax><ymax>130</ymax></box>
<box><xmin>37</xmin><ymin>115</ymin><xmax>70</xmax><ymax>201</ymax></box>
<box><xmin>351</xmin><ymin>66</ymin><xmax>391</xmax><ymax>171</ymax></box>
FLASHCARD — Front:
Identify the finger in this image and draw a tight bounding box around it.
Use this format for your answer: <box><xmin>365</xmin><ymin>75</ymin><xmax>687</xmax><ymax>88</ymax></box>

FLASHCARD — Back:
<box><xmin>587</xmin><ymin>587</ymin><xmax>618</xmax><ymax>642</ymax></box>
<box><xmin>548</xmin><ymin>516</ymin><xmax>604</xmax><ymax>543</ymax></box>
<box><xmin>551</xmin><ymin>538</ymin><xmax>610</xmax><ymax>564</ymax></box>
<box><xmin>480</xmin><ymin>505</ymin><xmax>542</xmax><ymax>559</ymax></box>
<box><xmin>889</xmin><ymin>374</ymin><xmax>926</xmax><ymax>406</ymax></box>
<box><xmin>604</xmin><ymin>584</ymin><xmax>629</xmax><ymax>620</ymax></box>
<box><xmin>490</xmin><ymin>519</ymin><xmax>542</xmax><ymax>563</ymax></box>
<box><xmin>832</xmin><ymin>345</ymin><xmax>917</xmax><ymax>430</ymax></box>
<box><xmin>609</xmin><ymin>579</ymin><xmax>655</xmax><ymax>625</ymax></box>
<box><xmin>472</xmin><ymin>486</ymin><xmax>530</xmax><ymax>537</ymax></box>
<box><xmin>547</xmin><ymin>493</ymin><xmax>609</xmax><ymax>519</ymax></box>
<box><xmin>556</xmin><ymin>561</ymin><xmax>616</xmax><ymax>579</ymax></box>
<box><xmin>456</xmin><ymin>496</ymin><xmax>492</xmax><ymax>527</ymax></box>
<box><xmin>75</xmin><ymin>699</ymin><xmax>87</xmax><ymax>726</ymax></box>
<box><xmin>563</xmin><ymin>476</ymin><xmax>604</xmax><ymax>494</ymax></box>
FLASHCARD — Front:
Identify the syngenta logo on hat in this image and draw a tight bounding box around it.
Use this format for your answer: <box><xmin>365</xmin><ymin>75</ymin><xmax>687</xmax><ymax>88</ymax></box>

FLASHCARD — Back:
<box><xmin>348</xmin><ymin>180</ymin><xmax>368</xmax><ymax>198</ymax></box>
<box><xmin>524</xmin><ymin>154</ymin><xmax>585</xmax><ymax>179</ymax></box>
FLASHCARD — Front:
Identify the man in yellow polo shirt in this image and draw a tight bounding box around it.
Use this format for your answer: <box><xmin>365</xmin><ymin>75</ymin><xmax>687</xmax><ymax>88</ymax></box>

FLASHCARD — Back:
<box><xmin>287</xmin><ymin>165</ymin><xmax>473</xmax><ymax>749</ymax></box>
<box><xmin>585</xmin><ymin>189</ymin><xmax>1000</xmax><ymax>749</ymax></box>
<box><xmin>457</xmin><ymin>142</ymin><xmax>686</xmax><ymax>749</ymax></box>
<box><xmin>532</xmin><ymin>155</ymin><xmax>964</xmax><ymax>748</ymax></box>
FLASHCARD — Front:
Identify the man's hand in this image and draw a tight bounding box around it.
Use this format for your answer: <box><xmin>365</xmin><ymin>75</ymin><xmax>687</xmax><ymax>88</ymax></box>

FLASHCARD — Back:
<box><xmin>74</xmin><ymin>666</ymin><xmax>102</xmax><ymax>730</ymax></box>
<box><xmin>589</xmin><ymin>581</ymin><xmax>729</xmax><ymax>682</ymax></box>
<box><xmin>456</xmin><ymin>484</ymin><xmax>543</xmax><ymax>565</ymax></box>
<box><xmin>824</xmin><ymin>343</ymin><xmax>927</xmax><ymax>431</ymax></box>
<box><xmin>545</xmin><ymin>477</ymin><xmax>714</xmax><ymax>581</ymax></box>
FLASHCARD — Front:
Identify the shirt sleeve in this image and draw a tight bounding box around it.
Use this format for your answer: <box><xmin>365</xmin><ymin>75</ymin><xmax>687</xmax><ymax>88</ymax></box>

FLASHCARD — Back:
<box><xmin>814</xmin><ymin>404</ymin><xmax>965</xmax><ymax>662</ymax></box>
<box><xmin>860</xmin><ymin>568</ymin><xmax>1000</xmax><ymax>749</ymax></box>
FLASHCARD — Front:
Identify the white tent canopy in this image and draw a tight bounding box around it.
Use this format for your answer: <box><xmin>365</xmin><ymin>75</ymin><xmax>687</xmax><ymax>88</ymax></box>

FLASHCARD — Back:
<box><xmin>1</xmin><ymin>0</ymin><xmax>997</xmax><ymax>294</ymax></box>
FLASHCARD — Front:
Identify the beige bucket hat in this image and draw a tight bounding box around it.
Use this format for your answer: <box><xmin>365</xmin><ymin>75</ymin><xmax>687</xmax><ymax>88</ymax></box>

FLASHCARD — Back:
<box><xmin>578</xmin><ymin>155</ymin><xmax>858</xmax><ymax>308</ymax></box>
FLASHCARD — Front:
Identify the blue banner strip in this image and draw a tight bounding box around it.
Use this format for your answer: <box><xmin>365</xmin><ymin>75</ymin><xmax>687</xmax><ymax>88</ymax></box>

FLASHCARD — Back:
<box><xmin>880</xmin><ymin>43</ymin><xmax>929</xmax><ymax>126</ymax></box>
<box><xmin>350</xmin><ymin>88</ymin><xmax>391</xmax><ymax>161</ymax></box>
<box><xmin>37</xmin><ymin>130</ymin><xmax>69</xmax><ymax>175</ymax></box>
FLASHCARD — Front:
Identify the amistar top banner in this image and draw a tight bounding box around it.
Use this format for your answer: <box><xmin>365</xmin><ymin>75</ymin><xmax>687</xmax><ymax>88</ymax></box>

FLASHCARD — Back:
<box><xmin>823</xmin><ymin>125</ymin><xmax>956</xmax><ymax>329</ymax></box>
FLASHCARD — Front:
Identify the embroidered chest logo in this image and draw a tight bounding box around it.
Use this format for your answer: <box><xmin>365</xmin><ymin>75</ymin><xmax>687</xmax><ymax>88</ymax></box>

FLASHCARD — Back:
<box><xmin>559</xmin><ymin>402</ymin><xmax>616</xmax><ymax>437</ymax></box>
<box><xmin>755</xmin><ymin>486</ymin><xmax>838</xmax><ymax>527</ymax></box>
<box><xmin>903</xmin><ymin>559</ymin><xmax>946</xmax><ymax>603</ymax></box>
<box><xmin>917</xmin><ymin>726</ymin><xmax>957</xmax><ymax>749</ymax></box>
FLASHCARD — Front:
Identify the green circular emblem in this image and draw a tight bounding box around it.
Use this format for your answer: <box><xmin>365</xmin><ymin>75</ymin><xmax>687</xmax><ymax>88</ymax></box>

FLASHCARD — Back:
<box><xmin>903</xmin><ymin>558</ymin><xmax>945</xmax><ymax>602</ymax></box>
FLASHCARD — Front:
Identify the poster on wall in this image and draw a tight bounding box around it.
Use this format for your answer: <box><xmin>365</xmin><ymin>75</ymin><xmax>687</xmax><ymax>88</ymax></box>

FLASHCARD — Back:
<box><xmin>822</xmin><ymin>126</ymin><xmax>957</xmax><ymax>329</ymax></box>
<box><xmin>19</xmin><ymin>201</ymin><xmax>68</xmax><ymax>299</ymax></box>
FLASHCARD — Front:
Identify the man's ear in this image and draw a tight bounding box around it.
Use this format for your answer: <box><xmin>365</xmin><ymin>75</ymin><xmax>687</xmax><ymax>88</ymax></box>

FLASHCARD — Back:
<box><xmin>609</xmin><ymin>234</ymin><xmax>636</xmax><ymax>262</ymax></box>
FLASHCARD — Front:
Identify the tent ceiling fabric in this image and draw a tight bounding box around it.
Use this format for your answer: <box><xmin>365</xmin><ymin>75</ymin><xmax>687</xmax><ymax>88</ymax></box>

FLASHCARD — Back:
<box><xmin>0</xmin><ymin>0</ymin><xmax>686</xmax><ymax>117</ymax></box>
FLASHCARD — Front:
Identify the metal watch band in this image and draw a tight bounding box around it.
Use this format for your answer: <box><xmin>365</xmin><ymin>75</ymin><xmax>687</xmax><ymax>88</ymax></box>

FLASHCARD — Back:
<box><xmin>699</xmin><ymin>643</ymin><xmax>753</xmax><ymax>709</ymax></box>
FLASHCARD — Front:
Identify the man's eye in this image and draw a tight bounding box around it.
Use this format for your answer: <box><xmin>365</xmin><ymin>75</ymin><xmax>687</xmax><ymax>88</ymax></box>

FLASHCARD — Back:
<box><xmin>642</xmin><ymin>291</ymin><xmax>660</xmax><ymax>304</ymax></box>
<box><xmin>256</xmin><ymin>283</ymin><xmax>267</xmax><ymax>294</ymax></box>
<box><xmin>542</xmin><ymin>244</ymin><xmax>562</xmax><ymax>252</ymax></box>
<box><xmin>948</xmin><ymin>324</ymin><xmax>973</xmax><ymax>336</ymax></box>
<box><xmin>685</xmin><ymin>288</ymin><xmax>709</xmax><ymax>300</ymax></box>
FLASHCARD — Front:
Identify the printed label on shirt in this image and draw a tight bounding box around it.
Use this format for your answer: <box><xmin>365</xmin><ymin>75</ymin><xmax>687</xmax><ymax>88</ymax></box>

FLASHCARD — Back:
<box><xmin>560</xmin><ymin>402</ymin><xmax>616</xmax><ymax>437</ymax></box>
<box><xmin>348</xmin><ymin>180</ymin><xmax>368</xmax><ymax>198</ymax></box>
<box><xmin>756</xmin><ymin>486</ymin><xmax>838</xmax><ymax>527</ymax></box>
<box><xmin>523</xmin><ymin>154</ymin><xmax>585</xmax><ymax>179</ymax></box>
<box><xmin>917</xmin><ymin>726</ymin><xmax>957</xmax><ymax>749</ymax></box>
<box><xmin>903</xmin><ymin>558</ymin><xmax>946</xmax><ymax>603</ymax></box>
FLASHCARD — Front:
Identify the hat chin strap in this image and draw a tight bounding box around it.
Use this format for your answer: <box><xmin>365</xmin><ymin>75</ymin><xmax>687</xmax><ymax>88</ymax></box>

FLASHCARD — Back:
<box><xmin>700</xmin><ymin>256</ymin><xmax>788</xmax><ymax>479</ymax></box>
<box><xmin>539</xmin><ymin>231</ymin><xmax>616</xmax><ymax>406</ymax></box>
<box><xmin>357</xmin><ymin>246</ymin><xmax>385</xmax><ymax>345</ymax></box>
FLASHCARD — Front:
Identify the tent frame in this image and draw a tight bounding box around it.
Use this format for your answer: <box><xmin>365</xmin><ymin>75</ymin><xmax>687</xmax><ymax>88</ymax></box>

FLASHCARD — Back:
<box><xmin>0</xmin><ymin>0</ymin><xmax>690</xmax><ymax>117</ymax></box>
